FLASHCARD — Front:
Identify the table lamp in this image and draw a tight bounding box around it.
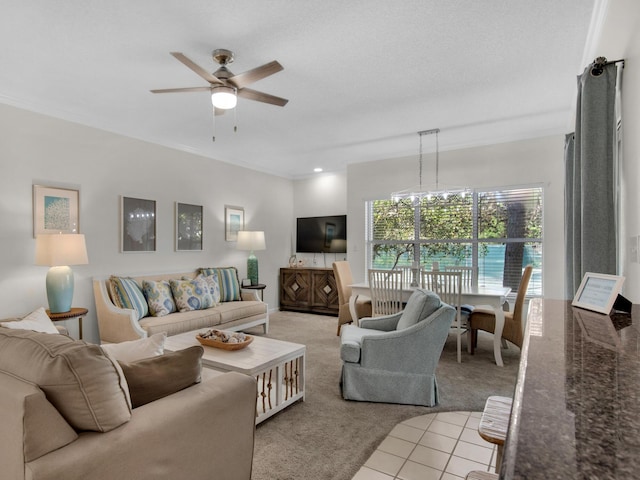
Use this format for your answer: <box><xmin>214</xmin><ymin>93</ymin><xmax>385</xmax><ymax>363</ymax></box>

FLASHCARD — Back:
<box><xmin>237</xmin><ymin>231</ymin><xmax>266</xmax><ymax>285</ymax></box>
<box><xmin>35</xmin><ymin>234</ymin><xmax>89</xmax><ymax>313</ymax></box>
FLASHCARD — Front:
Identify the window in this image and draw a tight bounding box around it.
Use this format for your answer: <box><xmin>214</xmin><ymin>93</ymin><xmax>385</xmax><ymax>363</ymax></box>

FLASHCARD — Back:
<box><xmin>367</xmin><ymin>187</ymin><xmax>542</xmax><ymax>295</ymax></box>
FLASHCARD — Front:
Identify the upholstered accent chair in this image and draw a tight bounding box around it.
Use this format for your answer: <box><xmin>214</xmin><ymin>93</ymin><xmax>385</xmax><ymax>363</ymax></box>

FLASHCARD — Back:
<box><xmin>333</xmin><ymin>261</ymin><xmax>372</xmax><ymax>336</ymax></box>
<box><xmin>339</xmin><ymin>289</ymin><xmax>455</xmax><ymax>406</ymax></box>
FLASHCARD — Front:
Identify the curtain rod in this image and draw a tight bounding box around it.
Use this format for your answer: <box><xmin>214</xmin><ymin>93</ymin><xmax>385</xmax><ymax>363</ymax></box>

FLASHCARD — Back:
<box><xmin>591</xmin><ymin>56</ymin><xmax>625</xmax><ymax>76</ymax></box>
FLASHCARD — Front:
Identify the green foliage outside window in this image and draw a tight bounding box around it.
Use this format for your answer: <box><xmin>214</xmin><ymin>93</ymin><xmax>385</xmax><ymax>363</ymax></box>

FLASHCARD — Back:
<box><xmin>369</xmin><ymin>187</ymin><xmax>543</xmax><ymax>291</ymax></box>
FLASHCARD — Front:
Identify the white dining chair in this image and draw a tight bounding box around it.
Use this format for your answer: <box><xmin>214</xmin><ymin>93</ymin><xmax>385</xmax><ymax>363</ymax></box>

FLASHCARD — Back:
<box><xmin>423</xmin><ymin>270</ymin><xmax>468</xmax><ymax>363</ymax></box>
<box><xmin>444</xmin><ymin>265</ymin><xmax>475</xmax><ymax>287</ymax></box>
<box><xmin>368</xmin><ymin>269</ymin><xmax>404</xmax><ymax>316</ymax></box>
<box><xmin>398</xmin><ymin>266</ymin><xmax>422</xmax><ymax>287</ymax></box>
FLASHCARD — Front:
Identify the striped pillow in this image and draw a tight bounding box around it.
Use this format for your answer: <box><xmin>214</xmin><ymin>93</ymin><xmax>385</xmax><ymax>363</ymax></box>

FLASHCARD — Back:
<box><xmin>199</xmin><ymin>267</ymin><xmax>241</xmax><ymax>302</ymax></box>
<box><xmin>109</xmin><ymin>276</ymin><xmax>149</xmax><ymax>320</ymax></box>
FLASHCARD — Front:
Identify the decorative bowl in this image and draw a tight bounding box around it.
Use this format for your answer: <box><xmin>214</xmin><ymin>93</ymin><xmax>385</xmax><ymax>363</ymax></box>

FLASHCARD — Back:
<box><xmin>196</xmin><ymin>330</ymin><xmax>253</xmax><ymax>350</ymax></box>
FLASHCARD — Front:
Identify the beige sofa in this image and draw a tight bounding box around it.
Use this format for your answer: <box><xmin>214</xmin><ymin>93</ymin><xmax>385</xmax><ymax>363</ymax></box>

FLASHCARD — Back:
<box><xmin>0</xmin><ymin>326</ymin><xmax>257</xmax><ymax>480</ymax></box>
<box><xmin>94</xmin><ymin>269</ymin><xmax>268</xmax><ymax>343</ymax></box>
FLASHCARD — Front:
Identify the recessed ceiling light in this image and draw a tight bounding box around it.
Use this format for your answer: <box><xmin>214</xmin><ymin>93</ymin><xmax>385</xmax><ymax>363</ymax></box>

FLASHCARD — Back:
<box><xmin>314</xmin><ymin>167</ymin><xmax>323</xmax><ymax>173</ymax></box>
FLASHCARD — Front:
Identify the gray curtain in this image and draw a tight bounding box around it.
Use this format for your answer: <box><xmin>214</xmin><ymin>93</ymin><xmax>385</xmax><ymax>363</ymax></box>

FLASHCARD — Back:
<box><xmin>565</xmin><ymin>62</ymin><xmax>619</xmax><ymax>298</ymax></box>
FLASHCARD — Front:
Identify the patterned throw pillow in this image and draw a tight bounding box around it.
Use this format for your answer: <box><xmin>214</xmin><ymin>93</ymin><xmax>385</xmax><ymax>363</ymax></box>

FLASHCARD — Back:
<box><xmin>196</xmin><ymin>273</ymin><xmax>221</xmax><ymax>305</ymax></box>
<box><xmin>199</xmin><ymin>267</ymin><xmax>241</xmax><ymax>302</ymax></box>
<box><xmin>169</xmin><ymin>278</ymin><xmax>214</xmax><ymax>312</ymax></box>
<box><xmin>109</xmin><ymin>276</ymin><xmax>149</xmax><ymax>320</ymax></box>
<box><xmin>142</xmin><ymin>280</ymin><xmax>177</xmax><ymax>317</ymax></box>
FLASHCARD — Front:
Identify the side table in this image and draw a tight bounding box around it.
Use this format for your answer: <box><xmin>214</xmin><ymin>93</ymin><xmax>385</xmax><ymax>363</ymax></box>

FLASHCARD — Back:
<box><xmin>242</xmin><ymin>283</ymin><xmax>266</xmax><ymax>301</ymax></box>
<box><xmin>46</xmin><ymin>307</ymin><xmax>88</xmax><ymax>339</ymax></box>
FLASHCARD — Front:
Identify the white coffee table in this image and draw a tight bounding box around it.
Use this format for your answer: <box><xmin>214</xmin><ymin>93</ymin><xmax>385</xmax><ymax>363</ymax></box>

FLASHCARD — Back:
<box><xmin>164</xmin><ymin>330</ymin><xmax>306</xmax><ymax>424</ymax></box>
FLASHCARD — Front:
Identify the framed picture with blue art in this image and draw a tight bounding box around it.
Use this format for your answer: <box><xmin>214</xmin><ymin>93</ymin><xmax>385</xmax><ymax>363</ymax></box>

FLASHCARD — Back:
<box><xmin>225</xmin><ymin>205</ymin><xmax>244</xmax><ymax>242</ymax></box>
<box><xmin>33</xmin><ymin>185</ymin><xmax>80</xmax><ymax>237</ymax></box>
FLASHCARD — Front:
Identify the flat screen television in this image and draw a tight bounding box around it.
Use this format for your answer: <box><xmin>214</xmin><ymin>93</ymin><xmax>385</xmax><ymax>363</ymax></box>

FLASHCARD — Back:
<box><xmin>296</xmin><ymin>215</ymin><xmax>347</xmax><ymax>253</ymax></box>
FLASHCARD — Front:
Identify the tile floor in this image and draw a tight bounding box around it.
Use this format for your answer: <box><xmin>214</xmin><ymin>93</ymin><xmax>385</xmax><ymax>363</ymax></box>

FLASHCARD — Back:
<box><xmin>352</xmin><ymin>411</ymin><xmax>497</xmax><ymax>480</ymax></box>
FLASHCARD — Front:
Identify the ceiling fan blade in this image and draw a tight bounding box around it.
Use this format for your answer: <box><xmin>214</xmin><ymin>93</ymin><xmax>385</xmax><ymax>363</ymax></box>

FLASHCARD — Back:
<box><xmin>228</xmin><ymin>61</ymin><xmax>283</xmax><ymax>89</ymax></box>
<box><xmin>170</xmin><ymin>52</ymin><xmax>223</xmax><ymax>85</ymax></box>
<box><xmin>150</xmin><ymin>86</ymin><xmax>212</xmax><ymax>94</ymax></box>
<box><xmin>238</xmin><ymin>88</ymin><xmax>288</xmax><ymax>107</ymax></box>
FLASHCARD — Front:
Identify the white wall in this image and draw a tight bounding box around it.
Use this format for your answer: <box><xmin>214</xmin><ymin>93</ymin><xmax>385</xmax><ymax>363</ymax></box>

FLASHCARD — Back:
<box><xmin>596</xmin><ymin>0</ymin><xmax>640</xmax><ymax>302</ymax></box>
<box><xmin>346</xmin><ymin>135</ymin><xmax>566</xmax><ymax>298</ymax></box>
<box><xmin>0</xmin><ymin>103</ymin><xmax>294</xmax><ymax>343</ymax></box>
<box><xmin>291</xmin><ymin>172</ymin><xmax>348</xmax><ymax>268</ymax></box>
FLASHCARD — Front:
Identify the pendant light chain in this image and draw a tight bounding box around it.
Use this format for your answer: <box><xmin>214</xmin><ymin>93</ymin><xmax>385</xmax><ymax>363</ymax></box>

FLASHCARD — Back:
<box><xmin>435</xmin><ymin>129</ymin><xmax>439</xmax><ymax>189</ymax></box>
<box><xmin>418</xmin><ymin>132</ymin><xmax>423</xmax><ymax>190</ymax></box>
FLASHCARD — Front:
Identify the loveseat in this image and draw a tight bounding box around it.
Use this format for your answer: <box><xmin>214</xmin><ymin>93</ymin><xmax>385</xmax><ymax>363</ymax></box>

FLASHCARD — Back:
<box><xmin>0</xmin><ymin>325</ymin><xmax>257</xmax><ymax>480</ymax></box>
<box><xmin>94</xmin><ymin>267</ymin><xmax>268</xmax><ymax>343</ymax></box>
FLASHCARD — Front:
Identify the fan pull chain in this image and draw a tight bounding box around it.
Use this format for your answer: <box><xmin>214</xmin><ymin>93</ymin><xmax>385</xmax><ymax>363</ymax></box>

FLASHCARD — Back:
<box><xmin>211</xmin><ymin>107</ymin><xmax>216</xmax><ymax>142</ymax></box>
<box><xmin>234</xmin><ymin>104</ymin><xmax>238</xmax><ymax>133</ymax></box>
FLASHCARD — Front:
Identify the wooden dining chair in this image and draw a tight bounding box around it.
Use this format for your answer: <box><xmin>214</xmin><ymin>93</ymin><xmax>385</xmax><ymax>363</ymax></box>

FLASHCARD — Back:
<box><xmin>424</xmin><ymin>270</ymin><xmax>468</xmax><ymax>362</ymax></box>
<box><xmin>469</xmin><ymin>265</ymin><xmax>533</xmax><ymax>354</ymax></box>
<box><xmin>368</xmin><ymin>269</ymin><xmax>404</xmax><ymax>316</ymax></box>
<box><xmin>333</xmin><ymin>261</ymin><xmax>372</xmax><ymax>336</ymax></box>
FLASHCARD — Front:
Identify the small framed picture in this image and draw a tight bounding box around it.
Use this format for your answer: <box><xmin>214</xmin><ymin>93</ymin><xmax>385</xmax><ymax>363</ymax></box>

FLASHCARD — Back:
<box><xmin>572</xmin><ymin>272</ymin><xmax>625</xmax><ymax>314</ymax></box>
<box><xmin>225</xmin><ymin>205</ymin><xmax>244</xmax><ymax>242</ymax></box>
<box><xmin>121</xmin><ymin>196</ymin><xmax>156</xmax><ymax>253</ymax></box>
<box><xmin>175</xmin><ymin>202</ymin><xmax>203</xmax><ymax>251</ymax></box>
<box><xmin>33</xmin><ymin>185</ymin><xmax>80</xmax><ymax>237</ymax></box>
<box><xmin>241</xmin><ymin>278</ymin><xmax>252</xmax><ymax>287</ymax></box>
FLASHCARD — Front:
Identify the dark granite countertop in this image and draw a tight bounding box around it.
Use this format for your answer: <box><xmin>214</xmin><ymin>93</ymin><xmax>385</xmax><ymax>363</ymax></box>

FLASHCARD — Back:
<box><xmin>501</xmin><ymin>298</ymin><xmax>640</xmax><ymax>479</ymax></box>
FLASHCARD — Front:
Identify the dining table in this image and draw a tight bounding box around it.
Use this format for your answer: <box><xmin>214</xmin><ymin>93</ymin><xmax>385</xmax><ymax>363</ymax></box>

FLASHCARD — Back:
<box><xmin>349</xmin><ymin>282</ymin><xmax>512</xmax><ymax>366</ymax></box>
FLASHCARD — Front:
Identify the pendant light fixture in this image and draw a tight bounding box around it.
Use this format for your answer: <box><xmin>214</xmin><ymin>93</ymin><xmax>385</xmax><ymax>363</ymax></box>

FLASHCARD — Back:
<box><xmin>391</xmin><ymin>128</ymin><xmax>470</xmax><ymax>202</ymax></box>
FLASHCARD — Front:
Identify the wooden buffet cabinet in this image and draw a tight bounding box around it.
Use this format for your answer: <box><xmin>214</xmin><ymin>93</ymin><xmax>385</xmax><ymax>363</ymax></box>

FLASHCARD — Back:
<box><xmin>279</xmin><ymin>267</ymin><xmax>339</xmax><ymax>316</ymax></box>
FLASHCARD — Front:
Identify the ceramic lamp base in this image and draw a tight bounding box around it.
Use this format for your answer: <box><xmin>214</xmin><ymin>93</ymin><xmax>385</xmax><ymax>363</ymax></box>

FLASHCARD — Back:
<box><xmin>247</xmin><ymin>253</ymin><xmax>259</xmax><ymax>286</ymax></box>
<box><xmin>46</xmin><ymin>265</ymin><xmax>74</xmax><ymax>313</ymax></box>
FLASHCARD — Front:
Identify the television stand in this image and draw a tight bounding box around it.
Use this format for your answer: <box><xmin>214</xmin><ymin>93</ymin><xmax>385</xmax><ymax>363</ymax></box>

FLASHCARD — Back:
<box><xmin>279</xmin><ymin>267</ymin><xmax>339</xmax><ymax>316</ymax></box>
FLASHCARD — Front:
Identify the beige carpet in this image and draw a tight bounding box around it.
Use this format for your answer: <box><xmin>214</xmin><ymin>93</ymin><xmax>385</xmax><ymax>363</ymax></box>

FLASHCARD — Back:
<box><xmin>245</xmin><ymin>311</ymin><xmax>519</xmax><ymax>480</ymax></box>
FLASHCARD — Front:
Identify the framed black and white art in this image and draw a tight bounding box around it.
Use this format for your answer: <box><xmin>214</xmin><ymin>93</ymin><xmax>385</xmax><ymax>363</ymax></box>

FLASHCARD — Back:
<box><xmin>121</xmin><ymin>196</ymin><xmax>156</xmax><ymax>253</ymax></box>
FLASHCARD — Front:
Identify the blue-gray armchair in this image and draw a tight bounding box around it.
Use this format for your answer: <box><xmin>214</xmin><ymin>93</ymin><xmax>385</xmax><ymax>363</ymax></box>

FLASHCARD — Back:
<box><xmin>340</xmin><ymin>289</ymin><xmax>455</xmax><ymax>406</ymax></box>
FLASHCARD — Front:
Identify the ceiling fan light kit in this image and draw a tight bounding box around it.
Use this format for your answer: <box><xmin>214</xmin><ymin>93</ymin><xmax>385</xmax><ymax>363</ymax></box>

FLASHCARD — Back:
<box><xmin>211</xmin><ymin>85</ymin><xmax>237</xmax><ymax>109</ymax></box>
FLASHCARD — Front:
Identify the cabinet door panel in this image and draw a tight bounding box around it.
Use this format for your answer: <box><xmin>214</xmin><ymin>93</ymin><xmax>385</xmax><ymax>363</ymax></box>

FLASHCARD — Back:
<box><xmin>280</xmin><ymin>269</ymin><xmax>311</xmax><ymax>307</ymax></box>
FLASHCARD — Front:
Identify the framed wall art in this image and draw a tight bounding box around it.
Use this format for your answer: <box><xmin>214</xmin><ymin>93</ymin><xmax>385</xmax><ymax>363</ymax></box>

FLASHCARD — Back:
<box><xmin>33</xmin><ymin>185</ymin><xmax>79</xmax><ymax>237</ymax></box>
<box><xmin>225</xmin><ymin>205</ymin><xmax>244</xmax><ymax>242</ymax></box>
<box><xmin>121</xmin><ymin>196</ymin><xmax>156</xmax><ymax>253</ymax></box>
<box><xmin>175</xmin><ymin>202</ymin><xmax>203</xmax><ymax>251</ymax></box>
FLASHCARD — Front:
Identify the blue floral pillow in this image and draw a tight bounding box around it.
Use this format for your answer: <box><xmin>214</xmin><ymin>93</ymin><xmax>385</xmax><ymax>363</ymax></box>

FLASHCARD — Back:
<box><xmin>169</xmin><ymin>278</ymin><xmax>214</xmax><ymax>312</ymax></box>
<box><xmin>199</xmin><ymin>267</ymin><xmax>241</xmax><ymax>302</ymax></box>
<box><xmin>196</xmin><ymin>273</ymin><xmax>221</xmax><ymax>305</ymax></box>
<box><xmin>142</xmin><ymin>280</ymin><xmax>177</xmax><ymax>317</ymax></box>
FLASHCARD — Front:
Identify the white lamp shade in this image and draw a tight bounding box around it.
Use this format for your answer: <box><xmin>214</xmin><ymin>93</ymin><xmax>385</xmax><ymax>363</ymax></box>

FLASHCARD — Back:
<box><xmin>35</xmin><ymin>234</ymin><xmax>89</xmax><ymax>267</ymax></box>
<box><xmin>211</xmin><ymin>85</ymin><xmax>237</xmax><ymax>110</ymax></box>
<box><xmin>237</xmin><ymin>231</ymin><xmax>266</xmax><ymax>251</ymax></box>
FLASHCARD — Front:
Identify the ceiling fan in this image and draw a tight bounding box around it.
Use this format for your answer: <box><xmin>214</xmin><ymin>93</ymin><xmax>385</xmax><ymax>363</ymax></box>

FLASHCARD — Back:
<box><xmin>150</xmin><ymin>49</ymin><xmax>288</xmax><ymax>114</ymax></box>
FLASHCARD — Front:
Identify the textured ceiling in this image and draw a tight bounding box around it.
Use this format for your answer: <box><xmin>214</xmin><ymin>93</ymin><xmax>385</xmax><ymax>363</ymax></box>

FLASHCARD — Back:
<box><xmin>0</xmin><ymin>1</ymin><xmax>598</xmax><ymax>178</ymax></box>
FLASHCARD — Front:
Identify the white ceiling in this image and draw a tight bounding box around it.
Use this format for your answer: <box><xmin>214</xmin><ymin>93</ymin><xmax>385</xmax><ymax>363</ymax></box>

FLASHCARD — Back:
<box><xmin>0</xmin><ymin>1</ymin><xmax>599</xmax><ymax>179</ymax></box>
